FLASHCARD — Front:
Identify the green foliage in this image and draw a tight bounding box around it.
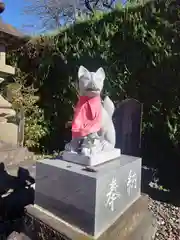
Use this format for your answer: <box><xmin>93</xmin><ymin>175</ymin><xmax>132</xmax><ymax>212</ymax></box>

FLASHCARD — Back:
<box><xmin>8</xmin><ymin>0</ymin><xmax>180</xmax><ymax>154</ymax></box>
<box><xmin>4</xmin><ymin>62</ymin><xmax>49</xmax><ymax>151</ymax></box>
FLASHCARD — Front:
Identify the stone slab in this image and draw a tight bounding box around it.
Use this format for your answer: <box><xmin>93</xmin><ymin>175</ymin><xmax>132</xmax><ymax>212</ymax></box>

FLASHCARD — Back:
<box><xmin>35</xmin><ymin>155</ymin><xmax>142</xmax><ymax>238</ymax></box>
<box><xmin>0</xmin><ymin>146</ymin><xmax>34</xmax><ymax>168</ymax></box>
<box><xmin>25</xmin><ymin>195</ymin><xmax>156</xmax><ymax>240</ymax></box>
<box><xmin>62</xmin><ymin>148</ymin><xmax>121</xmax><ymax>166</ymax></box>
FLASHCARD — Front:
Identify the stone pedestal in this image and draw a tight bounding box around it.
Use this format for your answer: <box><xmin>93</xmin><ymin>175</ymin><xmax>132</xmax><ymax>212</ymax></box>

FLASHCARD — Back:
<box><xmin>35</xmin><ymin>155</ymin><xmax>142</xmax><ymax>238</ymax></box>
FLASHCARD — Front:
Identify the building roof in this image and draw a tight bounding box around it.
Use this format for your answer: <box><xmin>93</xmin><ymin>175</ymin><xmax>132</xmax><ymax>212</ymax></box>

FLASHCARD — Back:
<box><xmin>0</xmin><ymin>19</ymin><xmax>29</xmax><ymax>50</ymax></box>
<box><xmin>0</xmin><ymin>19</ymin><xmax>24</xmax><ymax>38</ymax></box>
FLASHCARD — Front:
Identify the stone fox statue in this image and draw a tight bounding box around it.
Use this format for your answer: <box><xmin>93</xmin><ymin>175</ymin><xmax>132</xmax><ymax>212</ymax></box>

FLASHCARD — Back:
<box><xmin>65</xmin><ymin>65</ymin><xmax>116</xmax><ymax>156</ymax></box>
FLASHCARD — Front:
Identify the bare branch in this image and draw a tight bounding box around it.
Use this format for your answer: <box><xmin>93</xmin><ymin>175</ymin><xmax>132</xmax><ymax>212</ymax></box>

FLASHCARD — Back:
<box><xmin>23</xmin><ymin>0</ymin><xmax>75</xmax><ymax>31</ymax></box>
<box><xmin>22</xmin><ymin>0</ymin><xmax>117</xmax><ymax>31</ymax></box>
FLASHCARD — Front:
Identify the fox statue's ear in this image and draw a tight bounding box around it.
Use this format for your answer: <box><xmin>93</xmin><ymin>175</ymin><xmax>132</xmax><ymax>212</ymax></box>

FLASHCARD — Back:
<box><xmin>78</xmin><ymin>66</ymin><xmax>89</xmax><ymax>79</ymax></box>
<box><xmin>96</xmin><ymin>67</ymin><xmax>105</xmax><ymax>81</ymax></box>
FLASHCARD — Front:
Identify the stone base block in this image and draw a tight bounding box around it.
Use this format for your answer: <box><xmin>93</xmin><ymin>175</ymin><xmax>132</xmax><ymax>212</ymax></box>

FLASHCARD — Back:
<box><xmin>25</xmin><ymin>195</ymin><xmax>156</xmax><ymax>240</ymax></box>
<box><xmin>62</xmin><ymin>148</ymin><xmax>121</xmax><ymax>166</ymax></box>
<box><xmin>35</xmin><ymin>155</ymin><xmax>141</xmax><ymax>238</ymax></box>
<box><xmin>0</xmin><ymin>122</ymin><xmax>18</xmax><ymax>145</ymax></box>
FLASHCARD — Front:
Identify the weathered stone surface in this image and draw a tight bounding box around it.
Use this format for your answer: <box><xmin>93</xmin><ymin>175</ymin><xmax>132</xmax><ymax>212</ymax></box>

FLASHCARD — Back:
<box><xmin>0</xmin><ymin>108</ymin><xmax>16</xmax><ymax>117</ymax></box>
<box><xmin>0</xmin><ymin>64</ymin><xmax>15</xmax><ymax>77</ymax></box>
<box><xmin>0</xmin><ymin>95</ymin><xmax>16</xmax><ymax>139</ymax></box>
<box><xmin>0</xmin><ymin>122</ymin><xmax>18</xmax><ymax>145</ymax></box>
<box><xmin>25</xmin><ymin>195</ymin><xmax>156</xmax><ymax>240</ymax></box>
<box><xmin>35</xmin><ymin>155</ymin><xmax>141</xmax><ymax>237</ymax></box>
<box><xmin>0</xmin><ymin>95</ymin><xmax>12</xmax><ymax>108</ymax></box>
<box><xmin>0</xmin><ymin>143</ymin><xmax>34</xmax><ymax>168</ymax></box>
<box><xmin>5</xmin><ymin>160</ymin><xmax>36</xmax><ymax>178</ymax></box>
<box><xmin>0</xmin><ymin>116</ymin><xmax>7</xmax><ymax>122</ymax></box>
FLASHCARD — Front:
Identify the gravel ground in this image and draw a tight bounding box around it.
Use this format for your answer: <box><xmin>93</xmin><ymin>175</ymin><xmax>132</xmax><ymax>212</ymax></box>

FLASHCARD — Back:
<box><xmin>148</xmin><ymin>196</ymin><xmax>180</xmax><ymax>240</ymax></box>
<box><xmin>142</xmin><ymin>166</ymin><xmax>180</xmax><ymax>240</ymax></box>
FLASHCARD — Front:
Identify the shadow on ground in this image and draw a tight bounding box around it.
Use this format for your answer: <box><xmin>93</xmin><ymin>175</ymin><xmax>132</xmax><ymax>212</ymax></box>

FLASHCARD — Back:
<box><xmin>0</xmin><ymin>162</ymin><xmax>34</xmax><ymax>238</ymax></box>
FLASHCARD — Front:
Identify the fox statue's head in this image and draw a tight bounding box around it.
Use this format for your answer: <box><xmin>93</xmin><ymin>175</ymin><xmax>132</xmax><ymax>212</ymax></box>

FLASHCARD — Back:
<box><xmin>78</xmin><ymin>66</ymin><xmax>105</xmax><ymax>98</ymax></box>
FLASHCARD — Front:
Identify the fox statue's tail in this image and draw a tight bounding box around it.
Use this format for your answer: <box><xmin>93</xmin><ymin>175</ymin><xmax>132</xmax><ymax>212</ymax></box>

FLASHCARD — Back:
<box><xmin>103</xmin><ymin>96</ymin><xmax>115</xmax><ymax>117</ymax></box>
<box><xmin>102</xmin><ymin>96</ymin><xmax>116</xmax><ymax>147</ymax></box>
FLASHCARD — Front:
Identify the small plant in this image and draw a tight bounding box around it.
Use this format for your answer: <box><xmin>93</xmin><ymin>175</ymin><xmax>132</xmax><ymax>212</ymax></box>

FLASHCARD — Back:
<box><xmin>5</xmin><ymin>67</ymin><xmax>49</xmax><ymax>151</ymax></box>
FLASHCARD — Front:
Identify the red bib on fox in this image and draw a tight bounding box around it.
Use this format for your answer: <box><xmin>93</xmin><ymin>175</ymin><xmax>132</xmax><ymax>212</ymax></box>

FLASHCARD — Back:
<box><xmin>72</xmin><ymin>96</ymin><xmax>102</xmax><ymax>138</ymax></box>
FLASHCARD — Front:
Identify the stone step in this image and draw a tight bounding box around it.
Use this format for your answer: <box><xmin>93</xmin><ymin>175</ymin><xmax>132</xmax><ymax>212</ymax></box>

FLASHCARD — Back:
<box><xmin>98</xmin><ymin>195</ymin><xmax>155</xmax><ymax>240</ymax></box>
<box><xmin>7</xmin><ymin>160</ymin><xmax>36</xmax><ymax>176</ymax></box>
<box><xmin>128</xmin><ymin>211</ymin><xmax>157</xmax><ymax>240</ymax></box>
<box><xmin>0</xmin><ymin>147</ymin><xmax>34</xmax><ymax>168</ymax></box>
<box><xmin>24</xmin><ymin>195</ymin><xmax>156</xmax><ymax>240</ymax></box>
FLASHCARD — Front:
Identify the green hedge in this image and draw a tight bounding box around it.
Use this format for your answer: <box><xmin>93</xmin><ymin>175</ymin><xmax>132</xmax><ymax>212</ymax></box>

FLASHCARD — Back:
<box><xmin>7</xmin><ymin>0</ymin><xmax>180</xmax><ymax>158</ymax></box>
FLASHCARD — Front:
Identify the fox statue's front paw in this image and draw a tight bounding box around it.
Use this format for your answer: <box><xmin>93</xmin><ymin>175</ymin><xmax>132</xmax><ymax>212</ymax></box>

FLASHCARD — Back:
<box><xmin>65</xmin><ymin>138</ymin><xmax>83</xmax><ymax>153</ymax></box>
<box><xmin>80</xmin><ymin>134</ymin><xmax>105</xmax><ymax>156</ymax></box>
<box><xmin>65</xmin><ymin>142</ymin><xmax>76</xmax><ymax>152</ymax></box>
<box><xmin>81</xmin><ymin>147</ymin><xmax>91</xmax><ymax>157</ymax></box>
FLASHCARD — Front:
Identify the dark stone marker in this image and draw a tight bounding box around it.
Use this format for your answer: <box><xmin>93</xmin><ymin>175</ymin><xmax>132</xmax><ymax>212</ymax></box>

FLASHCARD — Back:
<box><xmin>113</xmin><ymin>99</ymin><xmax>143</xmax><ymax>157</ymax></box>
